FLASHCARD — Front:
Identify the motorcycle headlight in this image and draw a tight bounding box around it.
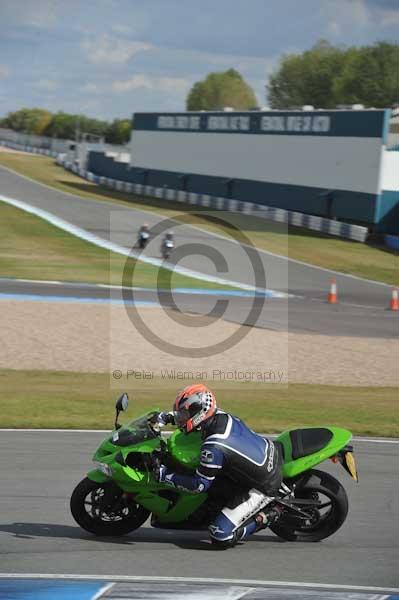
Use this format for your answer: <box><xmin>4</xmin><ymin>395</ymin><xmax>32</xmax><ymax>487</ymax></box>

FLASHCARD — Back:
<box><xmin>94</xmin><ymin>461</ymin><xmax>113</xmax><ymax>477</ymax></box>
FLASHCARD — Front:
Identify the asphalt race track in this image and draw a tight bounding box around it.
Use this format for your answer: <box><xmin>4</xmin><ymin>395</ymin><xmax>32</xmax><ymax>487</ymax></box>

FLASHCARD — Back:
<box><xmin>1</xmin><ymin>278</ymin><xmax>398</xmax><ymax>338</ymax></box>
<box><xmin>0</xmin><ymin>431</ymin><xmax>398</xmax><ymax>590</ymax></box>
<box><xmin>1</xmin><ymin>163</ymin><xmax>399</xmax><ymax>597</ymax></box>
<box><xmin>1</xmin><ymin>164</ymin><xmax>398</xmax><ymax>337</ymax></box>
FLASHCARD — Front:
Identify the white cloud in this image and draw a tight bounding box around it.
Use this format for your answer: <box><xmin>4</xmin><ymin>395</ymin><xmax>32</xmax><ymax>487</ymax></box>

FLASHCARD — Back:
<box><xmin>0</xmin><ymin>0</ymin><xmax>59</xmax><ymax>28</ymax></box>
<box><xmin>353</xmin><ymin>0</ymin><xmax>371</xmax><ymax>26</ymax></box>
<box><xmin>349</xmin><ymin>0</ymin><xmax>370</xmax><ymax>26</ymax></box>
<box><xmin>111</xmin><ymin>24</ymin><xmax>132</xmax><ymax>35</ymax></box>
<box><xmin>0</xmin><ymin>65</ymin><xmax>9</xmax><ymax>78</ymax></box>
<box><xmin>35</xmin><ymin>79</ymin><xmax>57</xmax><ymax>91</ymax></box>
<box><xmin>322</xmin><ymin>0</ymin><xmax>399</xmax><ymax>36</ymax></box>
<box><xmin>327</xmin><ymin>20</ymin><xmax>342</xmax><ymax>36</ymax></box>
<box><xmin>321</xmin><ymin>0</ymin><xmax>371</xmax><ymax>29</ymax></box>
<box><xmin>380</xmin><ymin>9</ymin><xmax>399</xmax><ymax>25</ymax></box>
<box><xmin>81</xmin><ymin>34</ymin><xmax>152</xmax><ymax>65</ymax></box>
<box><xmin>81</xmin><ymin>82</ymin><xmax>100</xmax><ymax>93</ymax></box>
<box><xmin>111</xmin><ymin>75</ymin><xmax>191</xmax><ymax>93</ymax></box>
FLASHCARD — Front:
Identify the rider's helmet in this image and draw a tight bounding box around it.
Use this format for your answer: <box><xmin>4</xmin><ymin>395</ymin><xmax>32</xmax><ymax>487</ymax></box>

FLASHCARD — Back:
<box><xmin>166</xmin><ymin>231</ymin><xmax>173</xmax><ymax>240</ymax></box>
<box><xmin>173</xmin><ymin>384</ymin><xmax>216</xmax><ymax>434</ymax></box>
<box><xmin>141</xmin><ymin>223</ymin><xmax>149</xmax><ymax>230</ymax></box>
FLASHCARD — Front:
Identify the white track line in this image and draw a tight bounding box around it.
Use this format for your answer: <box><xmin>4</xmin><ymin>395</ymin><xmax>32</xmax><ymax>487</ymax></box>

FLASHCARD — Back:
<box><xmin>0</xmin><ymin>194</ymin><xmax>279</xmax><ymax>295</ymax></box>
<box><xmin>0</xmin><ymin>161</ymin><xmax>392</xmax><ymax>289</ymax></box>
<box><xmin>0</xmin><ymin>429</ymin><xmax>111</xmax><ymax>433</ymax></box>
<box><xmin>0</xmin><ymin>574</ymin><xmax>397</xmax><ymax>594</ymax></box>
<box><xmin>92</xmin><ymin>582</ymin><xmax>115</xmax><ymax>600</ymax></box>
<box><xmin>354</xmin><ymin>437</ymin><xmax>399</xmax><ymax>444</ymax></box>
<box><xmin>0</xmin><ymin>277</ymin><xmax>278</xmax><ymax>298</ymax></box>
<box><xmin>0</xmin><ymin>429</ymin><xmax>398</xmax><ymax>443</ymax></box>
<box><xmin>0</xmin><ymin>277</ymin><xmax>163</xmax><ymax>290</ymax></box>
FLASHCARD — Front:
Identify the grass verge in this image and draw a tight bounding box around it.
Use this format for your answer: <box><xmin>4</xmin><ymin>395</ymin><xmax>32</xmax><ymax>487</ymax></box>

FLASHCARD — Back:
<box><xmin>1</xmin><ymin>369</ymin><xmax>397</xmax><ymax>436</ymax></box>
<box><xmin>0</xmin><ymin>201</ymin><xmax>236</xmax><ymax>290</ymax></box>
<box><xmin>0</xmin><ymin>152</ymin><xmax>398</xmax><ymax>285</ymax></box>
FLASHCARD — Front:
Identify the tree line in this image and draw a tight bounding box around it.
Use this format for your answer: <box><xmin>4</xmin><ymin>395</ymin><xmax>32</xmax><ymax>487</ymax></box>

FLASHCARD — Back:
<box><xmin>186</xmin><ymin>68</ymin><xmax>257</xmax><ymax>110</ymax></box>
<box><xmin>0</xmin><ymin>108</ymin><xmax>132</xmax><ymax>144</ymax></box>
<box><xmin>1</xmin><ymin>41</ymin><xmax>398</xmax><ymax>142</ymax></box>
<box><xmin>185</xmin><ymin>41</ymin><xmax>399</xmax><ymax>110</ymax></box>
<box><xmin>267</xmin><ymin>40</ymin><xmax>399</xmax><ymax>109</ymax></box>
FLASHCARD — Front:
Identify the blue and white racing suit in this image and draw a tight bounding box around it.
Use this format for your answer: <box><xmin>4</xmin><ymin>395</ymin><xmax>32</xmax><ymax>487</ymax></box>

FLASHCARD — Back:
<box><xmin>162</xmin><ymin>411</ymin><xmax>282</xmax><ymax>546</ymax></box>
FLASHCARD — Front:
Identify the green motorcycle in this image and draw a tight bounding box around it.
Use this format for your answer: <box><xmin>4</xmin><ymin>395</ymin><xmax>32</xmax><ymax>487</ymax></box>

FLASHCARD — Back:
<box><xmin>70</xmin><ymin>394</ymin><xmax>358</xmax><ymax>542</ymax></box>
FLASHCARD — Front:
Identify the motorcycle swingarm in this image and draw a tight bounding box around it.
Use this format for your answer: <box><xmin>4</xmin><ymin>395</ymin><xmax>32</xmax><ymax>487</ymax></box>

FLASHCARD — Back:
<box><xmin>275</xmin><ymin>499</ymin><xmax>315</xmax><ymax>519</ymax></box>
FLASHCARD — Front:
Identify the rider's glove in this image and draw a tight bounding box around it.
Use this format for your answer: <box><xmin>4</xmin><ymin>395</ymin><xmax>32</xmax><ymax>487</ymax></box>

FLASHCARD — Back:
<box><xmin>158</xmin><ymin>464</ymin><xmax>174</xmax><ymax>485</ymax></box>
<box><xmin>157</xmin><ymin>411</ymin><xmax>174</xmax><ymax>426</ymax></box>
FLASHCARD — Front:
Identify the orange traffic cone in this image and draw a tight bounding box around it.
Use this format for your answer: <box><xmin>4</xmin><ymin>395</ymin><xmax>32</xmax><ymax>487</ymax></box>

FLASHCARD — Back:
<box><xmin>328</xmin><ymin>278</ymin><xmax>338</xmax><ymax>304</ymax></box>
<box><xmin>390</xmin><ymin>289</ymin><xmax>399</xmax><ymax>311</ymax></box>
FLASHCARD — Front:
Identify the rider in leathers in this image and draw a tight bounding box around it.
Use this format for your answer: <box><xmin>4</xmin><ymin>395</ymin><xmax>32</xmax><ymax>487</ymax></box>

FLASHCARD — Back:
<box><xmin>157</xmin><ymin>384</ymin><xmax>282</xmax><ymax>548</ymax></box>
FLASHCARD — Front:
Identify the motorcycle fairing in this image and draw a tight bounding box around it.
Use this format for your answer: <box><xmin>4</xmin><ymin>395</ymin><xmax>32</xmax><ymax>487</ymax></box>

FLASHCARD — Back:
<box><xmin>86</xmin><ymin>413</ymin><xmax>353</xmax><ymax>525</ymax></box>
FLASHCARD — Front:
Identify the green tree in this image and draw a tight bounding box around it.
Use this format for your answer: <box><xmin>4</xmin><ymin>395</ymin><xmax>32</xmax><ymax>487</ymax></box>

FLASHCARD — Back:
<box><xmin>268</xmin><ymin>40</ymin><xmax>347</xmax><ymax>109</ymax></box>
<box><xmin>267</xmin><ymin>40</ymin><xmax>399</xmax><ymax>109</ymax></box>
<box><xmin>79</xmin><ymin>115</ymin><xmax>109</xmax><ymax>139</ymax></box>
<box><xmin>44</xmin><ymin>112</ymin><xmax>109</xmax><ymax>140</ymax></box>
<box><xmin>2</xmin><ymin>108</ymin><xmax>114</xmax><ymax>140</ymax></box>
<box><xmin>333</xmin><ymin>42</ymin><xmax>399</xmax><ymax>107</ymax></box>
<box><xmin>186</xmin><ymin>68</ymin><xmax>258</xmax><ymax>110</ymax></box>
<box><xmin>105</xmin><ymin>119</ymin><xmax>132</xmax><ymax>144</ymax></box>
<box><xmin>44</xmin><ymin>112</ymin><xmax>77</xmax><ymax>139</ymax></box>
<box><xmin>3</xmin><ymin>108</ymin><xmax>53</xmax><ymax>134</ymax></box>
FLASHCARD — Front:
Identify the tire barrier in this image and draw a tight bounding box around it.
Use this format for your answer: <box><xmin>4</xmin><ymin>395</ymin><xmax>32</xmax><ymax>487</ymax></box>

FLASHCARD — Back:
<box><xmin>1</xmin><ymin>146</ymin><xmax>368</xmax><ymax>244</ymax></box>
<box><xmin>56</xmin><ymin>155</ymin><xmax>369</xmax><ymax>243</ymax></box>
<box><xmin>0</xmin><ymin>139</ymin><xmax>58</xmax><ymax>157</ymax></box>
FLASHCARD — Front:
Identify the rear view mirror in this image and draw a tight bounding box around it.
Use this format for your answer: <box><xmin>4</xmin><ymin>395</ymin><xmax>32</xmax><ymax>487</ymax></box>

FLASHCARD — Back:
<box><xmin>116</xmin><ymin>393</ymin><xmax>129</xmax><ymax>412</ymax></box>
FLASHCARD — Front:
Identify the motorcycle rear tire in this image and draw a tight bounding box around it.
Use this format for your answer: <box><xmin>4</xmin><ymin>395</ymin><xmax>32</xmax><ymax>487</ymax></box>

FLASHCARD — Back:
<box><xmin>270</xmin><ymin>469</ymin><xmax>349</xmax><ymax>542</ymax></box>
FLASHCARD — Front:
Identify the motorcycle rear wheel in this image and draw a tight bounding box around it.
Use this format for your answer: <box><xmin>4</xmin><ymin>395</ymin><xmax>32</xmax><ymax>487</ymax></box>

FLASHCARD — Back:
<box><xmin>270</xmin><ymin>469</ymin><xmax>349</xmax><ymax>542</ymax></box>
<box><xmin>70</xmin><ymin>477</ymin><xmax>150</xmax><ymax>536</ymax></box>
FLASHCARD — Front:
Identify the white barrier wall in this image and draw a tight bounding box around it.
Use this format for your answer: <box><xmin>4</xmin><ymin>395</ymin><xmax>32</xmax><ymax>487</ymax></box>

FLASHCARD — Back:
<box><xmin>132</xmin><ymin>130</ymin><xmax>382</xmax><ymax>195</ymax></box>
<box><xmin>381</xmin><ymin>151</ymin><xmax>399</xmax><ymax>192</ymax></box>
<box><xmin>132</xmin><ymin>111</ymin><xmax>388</xmax><ymax>195</ymax></box>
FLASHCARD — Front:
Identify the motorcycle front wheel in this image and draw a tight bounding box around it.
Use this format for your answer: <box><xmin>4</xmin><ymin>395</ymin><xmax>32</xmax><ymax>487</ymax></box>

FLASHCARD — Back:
<box><xmin>70</xmin><ymin>477</ymin><xmax>150</xmax><ymax>536</ymax></box>
<box><xmin>270</xmin><ymin>469</ymin><xmax>349</xmax><ymax>542</ymax></box>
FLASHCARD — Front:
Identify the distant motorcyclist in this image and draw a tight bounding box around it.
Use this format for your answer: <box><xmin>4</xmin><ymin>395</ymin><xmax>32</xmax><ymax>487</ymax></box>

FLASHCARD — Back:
<box><xmin>137</xmin><ymin>223</ymin><xmax>150</xmax><ymax>249</ymax></box>
<box><xmin>156</xmin><ymin>384</ymin><xmax>282</xmax><ymax>548</ymax></box>
<box><xmin>161</xmin><ymin>231</ymin><xmax>174</xmax><ymax>260</ymax></box>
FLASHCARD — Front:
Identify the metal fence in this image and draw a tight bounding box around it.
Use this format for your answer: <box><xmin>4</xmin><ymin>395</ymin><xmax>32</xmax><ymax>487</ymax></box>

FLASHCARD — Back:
<box><xmin>0</xmin><ymin>128</ymin><xmax>73</xmax><ymax>153</ymax></box>
<box><xmin>0</xmin><ymin>130</ymin><xmax>130</xmax><ymax>167</ymax></box>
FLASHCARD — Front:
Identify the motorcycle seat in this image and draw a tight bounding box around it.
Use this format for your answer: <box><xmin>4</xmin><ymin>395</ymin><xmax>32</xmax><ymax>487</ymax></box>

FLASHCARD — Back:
<box><xmin>289</xmin><ymin>428</ymin><xmax>333</xmax><ymax>460</ymax></box>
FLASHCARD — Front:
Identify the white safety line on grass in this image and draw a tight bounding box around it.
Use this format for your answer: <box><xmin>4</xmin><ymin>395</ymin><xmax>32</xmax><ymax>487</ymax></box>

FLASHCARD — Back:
<box><xmin>0</xmin><ymin>161</ymin><xmax>392</xmax><ymax>289</ymax></box>
<box><xmin>0</xmin><ymin>193</ymin><xmax>286</xmax><ymax>297</ymax></box>
<box><xmin>0</xmin><ymin>574</ymin><xmax>398</xmax><ymax>594</ymax></box>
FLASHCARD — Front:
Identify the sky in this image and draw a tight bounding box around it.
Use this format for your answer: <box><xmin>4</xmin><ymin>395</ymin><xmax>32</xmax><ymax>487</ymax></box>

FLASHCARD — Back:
<box><xmin>0</xmin><ymin>0</ymin><xmax>398</xmax><ymax>121</ymax></box>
